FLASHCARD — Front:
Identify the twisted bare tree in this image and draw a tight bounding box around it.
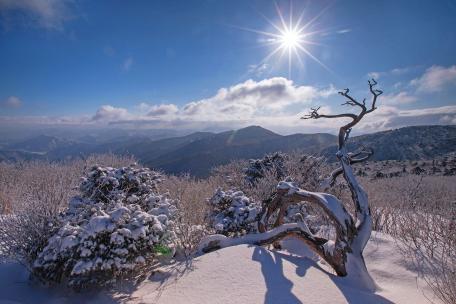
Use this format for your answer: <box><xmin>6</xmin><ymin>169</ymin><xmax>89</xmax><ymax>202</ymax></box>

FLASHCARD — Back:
<box><xmin>199</xmin><ymin>80</ymin><xmax>383</xmax><ymax>290</ymax></box>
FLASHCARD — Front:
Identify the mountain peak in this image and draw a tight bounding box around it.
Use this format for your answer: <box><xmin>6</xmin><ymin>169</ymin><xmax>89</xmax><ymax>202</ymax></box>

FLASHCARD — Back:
<box><xmin>235</xmin><ymin>125</ymin><xmax>280</xmax><ymax>136</ymax></box>
<box><xmin>216</xmin><ymin>125</ymin><xmax>281</xmax><ymax>146</ymax></box>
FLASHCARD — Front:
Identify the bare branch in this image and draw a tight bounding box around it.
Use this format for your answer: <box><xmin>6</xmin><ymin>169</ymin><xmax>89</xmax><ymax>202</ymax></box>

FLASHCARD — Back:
<box><xmin>302</xmin><ymin>80</ymin><xmax>382</xmax><ymax>149</ymax></box>
<box><xmin>323</xmin><ymin>147</ymin><xmax>374</xmax><ymax>188</ymax></box>
<box><xmin>338</xmin><ymin>88</ymin><xmax>366</xmax><ymax>111</ymax></box>
<box><xmin>366</xmin><ymin>78</ymin><xmax>383</xmax><ymax>113</ymax></box>
<box><xmin>301</xmin><ymin>107</ymin><xmax>357</xmax><ymax>121</ymax></box>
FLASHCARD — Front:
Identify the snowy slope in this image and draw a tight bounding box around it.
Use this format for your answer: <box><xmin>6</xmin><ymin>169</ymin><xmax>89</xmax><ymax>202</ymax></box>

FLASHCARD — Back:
<box><xmin>0</xmin><ymin>233</ymin><xmax>440</xmax><ymax>304</ymax></box>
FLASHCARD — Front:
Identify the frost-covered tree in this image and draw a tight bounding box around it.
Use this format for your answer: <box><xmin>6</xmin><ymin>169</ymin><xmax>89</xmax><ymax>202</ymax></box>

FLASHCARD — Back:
<box><xmin>209</xmin><ymin>189</ymin><xmax>261</xmax><ymax>236</ymax></box>
<box><xmin>200</xmin><ymin>80</ymin><xmax>382</xmax><ymax>290</ymax></box>
<box><xmin>245</xmin><ymin>152</ymin><xmax>287</xmax><ymax>185</ymax></box>
<box><xmin>32</xmin><ymin>165</ymin><xmax>176</xmax><ymax>289</ymax></box>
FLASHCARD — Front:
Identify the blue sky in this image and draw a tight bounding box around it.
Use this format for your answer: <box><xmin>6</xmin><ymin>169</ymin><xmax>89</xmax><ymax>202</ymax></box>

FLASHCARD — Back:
<box><xmin>0</xmin><ymin>0</ymin><xmax>455</xmax><ymax>134</ymax></box>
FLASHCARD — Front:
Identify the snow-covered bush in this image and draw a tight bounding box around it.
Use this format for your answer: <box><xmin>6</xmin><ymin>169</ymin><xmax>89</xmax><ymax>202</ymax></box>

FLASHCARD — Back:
<box><xmin>215</xmin><ymin>152</ymin><xmax>326</xmax><ymax>200</ymax></box>
<box><xmin>247</xmin><ymin>154</ymin><xmax>329</xmax><ymax>231</ymax></box>
<box><xmin>0</xmin><ymin>155</ymin><xmax>138</xmax><ymax>265</ymax></box>
<box><xmin>245</xmin><ymin>152</ymin><xmax>286</xmax><ymax>185</ymax></box>
<box><xmin>32</xmin><ymin>165</ymin><xmax>176</xmax><ymax>289</ymax></box>
<box><xmin>209</xmin><ymin>153</ymin><xmax>329</xmax><ymax>237</ymax></box>
<box><xmin>209</xmin><ymin>189</ymin><xmax>261</xmax><ymax>236</ymax></box>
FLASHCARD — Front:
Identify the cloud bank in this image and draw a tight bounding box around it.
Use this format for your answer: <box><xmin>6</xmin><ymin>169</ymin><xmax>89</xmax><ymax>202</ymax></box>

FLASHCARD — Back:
<box><xmin>410</xmin><ymin>65</ymin><xmax>456</xmax><ymax>93</ymax></box>
<box><xmin>1</xmin><ymin>69</ymin><xmax>455</xmax><ymax>134</ymax></box>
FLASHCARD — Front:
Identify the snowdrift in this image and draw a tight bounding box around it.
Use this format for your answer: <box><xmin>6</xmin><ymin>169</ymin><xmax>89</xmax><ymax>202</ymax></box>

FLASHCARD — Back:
<box><xmin>0</xmin><ymin>233</ymin><xmax>439</xmax><ymax>304</ymax></box>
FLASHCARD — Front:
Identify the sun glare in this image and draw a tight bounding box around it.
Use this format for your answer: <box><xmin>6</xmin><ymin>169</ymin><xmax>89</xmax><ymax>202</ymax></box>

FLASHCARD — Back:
<box><xmin>279</xmin><ymin>29</ymin><xmax>301</xmax><ymax>50</ymax></box>
<box><xmin>236</xmin><ymin>3</ymin><xmax>331</xmax><ymax>77</ymax></box>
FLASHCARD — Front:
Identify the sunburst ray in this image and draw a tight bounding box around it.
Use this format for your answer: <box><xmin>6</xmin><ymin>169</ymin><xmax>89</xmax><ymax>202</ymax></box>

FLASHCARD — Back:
<box><xmin>238</xmin><ymin>2</ymin><xmax>332</xmax><ymax>78</ymax></box>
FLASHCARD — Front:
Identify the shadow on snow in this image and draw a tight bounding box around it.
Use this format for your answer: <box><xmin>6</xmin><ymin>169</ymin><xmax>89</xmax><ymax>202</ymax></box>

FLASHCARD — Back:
<box><xmin>252</xmin><ymin>246</ymin><xmax>394</xmax><ymax>304</ymax></box>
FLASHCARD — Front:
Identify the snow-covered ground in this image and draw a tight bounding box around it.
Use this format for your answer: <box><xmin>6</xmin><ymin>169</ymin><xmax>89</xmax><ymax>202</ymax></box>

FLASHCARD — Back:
<box><xmin>0</xmin><ymin>233</ymin><xmax>440</xmax><ymax>304</ymax></box>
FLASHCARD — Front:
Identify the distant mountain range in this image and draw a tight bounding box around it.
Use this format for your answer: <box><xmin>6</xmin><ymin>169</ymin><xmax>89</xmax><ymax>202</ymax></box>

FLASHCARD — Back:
<box><xmin>1</xmin><ymin>125</ymin><xmax>455</xmax><ymax>177</ymax></box>
<box><xmin>321</xmin><ymin>125</ymin><xmax>456</xmax><ymax>161</ymax></box>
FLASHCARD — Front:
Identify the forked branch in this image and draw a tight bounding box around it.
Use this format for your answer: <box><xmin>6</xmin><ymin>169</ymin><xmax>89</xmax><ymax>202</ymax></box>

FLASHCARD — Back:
<box><xmin>303</xmin><ymin>79</ymin><xmax>383</xmax><ymax>149</ymax></box>
<box><xmin>200</xmin><ymin>80</ymin><xmax>382</xmax><ymax>282</ymax></box>
<box><xmin>301</xmin><ymin>107</ymin><xmax>357</xmax><ymax>121</ymax></box>
<box><xmin>323</xmin><ymin>147</ymin><xmax>374</xmax><ymax>189</ymax></box>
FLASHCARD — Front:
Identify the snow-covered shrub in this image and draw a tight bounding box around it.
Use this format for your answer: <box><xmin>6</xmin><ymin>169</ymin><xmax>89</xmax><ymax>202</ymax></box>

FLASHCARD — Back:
<box><xmin>214</xmin><ymin>152</ymin><xmax>326</xmax><ymax>202</ymax></box>
<box><xmin>245</xmin><ymin>152</ymin><xmax>286</xmax><ymax>185</ymax></box>
<box><xmin>32</xmin><ymin>165</ymin><xmax>176</xmax><ymax>289</ymax></box>
<box><xmin>209</xmin><ymin>189</ymin><xmax>261</xmax><ymax>236</ymax></box>
<box><xmin>208</xmin><ymin>153</ymin><xmax>329</xmax><ymax>237</ymax></box>
<box><xmin>247</xmin><ymin>154</ymin><xmax>328</xmax><ymax>231</ymax></box>
<box><xmin>207</xmin><ymin>186</ymin><xmax>327</xmax><ymax>238</ymax></box>
<box><xmin>0</xmin><ymin>155</ymin><xmax>138</xmax><ymax>265</ymax></box>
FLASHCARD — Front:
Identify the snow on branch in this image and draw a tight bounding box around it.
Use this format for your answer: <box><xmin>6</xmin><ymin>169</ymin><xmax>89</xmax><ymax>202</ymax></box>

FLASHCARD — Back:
<box><xmin>322</xmin><ymin>147</ymin><xmax>374</xmax><ymax>189</ymax></box>
<box><xmin>32</xmin><ymin>165</ymin><xmax>177</xmax><ymax>289</ymax></box>
<box><xmin>276</xmin><ymin>181</ymin><xmax>353</xmax><ymax>234</ymax></box>
<box><xmin>201</xmin><ymin>80</ymin><xmax>382</xmax><ymax>282</ymax></box>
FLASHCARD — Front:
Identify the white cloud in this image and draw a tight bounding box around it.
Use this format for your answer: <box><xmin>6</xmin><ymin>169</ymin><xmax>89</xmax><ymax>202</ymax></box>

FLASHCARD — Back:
<box><xmin>65</xmin><ymin>78</ymin><xmax>337</xmax><ymax>130</ymax></box>
<box><xmin>382</xmin><ymin>91</ymin><xmax>417</xmax><ymax>105</ymax></box>
<box><xmin>367</xmin><ymin>66</ymin><xmax>413</xmax><ymax>80</ymax></box>
<box><xmin>336</xmin><ymin>29</ymin><xmax>351</xmax><ymax>34</ymax></box>
<box><xmin>393</xmin><ymin>82</ymin><xmax>403</xmax><ymax>89</ymax></box>
<box><xmin>367</xmin><ymin>72</ymin><xmax>381</xmax><ymax>79</ymax></box>
<box><xmin>411</xmin><ymin>65</ymin><xmax>456</xmax><ymax>93</ymax></box>
<box><xmin>2</xmin><ymin>77</ymin><xmax>455</xmax><ymax>134</ymax></box>
<box><xmin>0</xmin><ymin>0</ymin><xmax>74</xmax><ymax>30</ymax></box>
<box><xmin>145</xmin><ymin>103</ymin><xmax>179</xmax><ymax>117</ymax></box>
<box><xmin>247</xmin><ymin>63</ymin><xmax>270</xmax><ymax>77</ymax></box>
<box><xmin>360</xmin><ymin>105</ymin><xmax>456</xmax><ymax>132</ymax></box>
<box><xmin>181</xmin><ymin>77</ymin><xmax>336</xmax><ymax>120</ymax></box>
<box><xmin>440</xmin><ymin>114</ymin><xmax>456</xmax><ymax>125</ymax></box>
<box><xmin>91</xmin><ymin>105</ymin><xmax>130</xmax><ymax>121</ymax></box>
<box><xmin>391</xmin><ymin>67</ymin><xmax>411</xmax><ymax>75</ymax></box>
<box><xmin>0</xmin><ymin>115</ymin><xmax>90</xmax><ymax>125</ymax></box>
<box><xmin>399</xmin><ymin>105</ymin><xmax>456</xmax><ymax>117</ymax></box>
<box><xmin>135</xmin><ymin>102</ymin><xmax>179</xmax><ymax>117</ymax></box>
<box><xmin>123</xmin><ymin>57</ymin><xmax>133</xmax><ymax>71</ymax></box>
<box><xmin>1</xmin><ymin>96</ymin><xmax>22</xmax><ymax>108</ymax></box>
<box><xmin>4</xmin><ymin>103</ymin><xmax>454</xmax><ymax>135</ymax></box>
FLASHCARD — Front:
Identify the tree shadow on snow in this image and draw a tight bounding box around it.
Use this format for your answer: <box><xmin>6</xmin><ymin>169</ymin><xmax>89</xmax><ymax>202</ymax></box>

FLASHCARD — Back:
<box><xmin>253</xmin><ymin>246</ymin><xmax>394</xmax><ymax>304</ymax></box>
<box><xmin>107</xmin><ymin>258</ymin><xmax>196</xmax><ymax>303</ymax></box>
<box><xmin>252</xmin><ymin>246</ymin><xmax>304</xmax><ymax>304</ymax></box>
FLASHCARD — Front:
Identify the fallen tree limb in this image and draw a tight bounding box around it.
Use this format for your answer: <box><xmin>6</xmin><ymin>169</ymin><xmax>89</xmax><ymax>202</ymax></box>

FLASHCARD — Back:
<box><xmin>198</xmin><ymin>222</ymin><xmax>346</xmax><ymax>276</ymax></box>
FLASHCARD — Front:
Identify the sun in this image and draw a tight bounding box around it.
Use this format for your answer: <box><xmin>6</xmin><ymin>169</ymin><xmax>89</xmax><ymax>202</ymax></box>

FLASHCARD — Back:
<box><xmin>279</xmin><ymin>29</ymin><xmax>302</xmax><ymax>50</ymax></box>
<box><xmin>235</xmin><ymin>2</ymin><xmax>331</xmax><ymax>77</ymax></box>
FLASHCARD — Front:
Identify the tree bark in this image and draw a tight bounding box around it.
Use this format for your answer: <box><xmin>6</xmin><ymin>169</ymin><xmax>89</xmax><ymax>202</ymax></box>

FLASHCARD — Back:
<box><xmin>199</xmin><ymin>80</ymin><xmax>382</xmax><ymax>287</ymax></box>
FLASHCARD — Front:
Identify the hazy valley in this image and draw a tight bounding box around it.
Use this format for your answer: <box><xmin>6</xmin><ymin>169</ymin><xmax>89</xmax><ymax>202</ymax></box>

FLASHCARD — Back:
<box><xmin>1</xmin><ymin>125</ymin><xmax>455</xmax><ymax>177</ymax></box>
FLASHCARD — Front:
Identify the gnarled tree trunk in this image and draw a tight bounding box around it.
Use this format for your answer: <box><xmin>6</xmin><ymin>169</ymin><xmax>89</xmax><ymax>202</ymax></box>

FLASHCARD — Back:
<box><xmin>199</xmin><ymin>80</ymin><xmax>383</xmax><ymax>290</ymax></box>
